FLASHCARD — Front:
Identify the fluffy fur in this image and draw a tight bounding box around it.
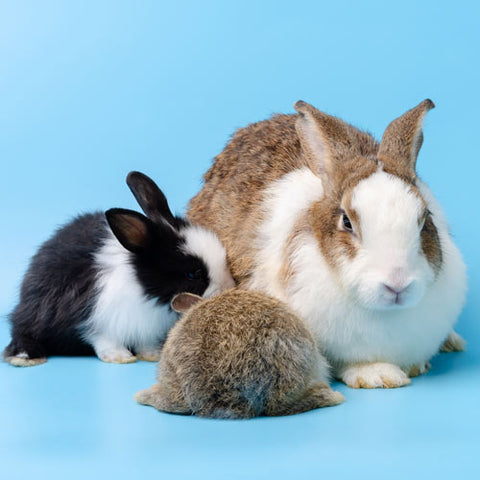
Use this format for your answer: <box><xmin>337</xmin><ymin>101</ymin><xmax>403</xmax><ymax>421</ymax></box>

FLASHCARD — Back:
<box><xmin>4</xmin><ymin>172</ymin><xmax>234</xmax><ymax>366</ymax></box>
<box><xmin>188</xmin><ymin>100</ymin><xmax>467</xmax><ymax>388</ymax></box>
<box><xmin>81</xmin><ymin>232</ymin><xmax>178</xmax><ymax>363</ymax></box>
<box><xmin>135</xmin><ymin>289</ymin><xmax>344</xmax><ymax>418</ymax></box>
<box><xmin>181</xmin><ymin>225</ymin><xmax>234</xmax><ymax>298</ymax></box>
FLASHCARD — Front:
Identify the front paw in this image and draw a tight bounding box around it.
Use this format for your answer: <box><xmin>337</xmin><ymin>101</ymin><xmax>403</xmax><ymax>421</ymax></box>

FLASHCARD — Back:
<box><xmin>98</xmin><ymin>348</ymin><xmax>137</xmax><ymax>364</ymax></box>
<box><xmin>136</xmin><ymin>347</ymin><xmax>162</xmax><ymax>362</ymax></box>
<box><xmin>340</xmin><ymin>362</ymin><xmax>411</xmax><ymax>389</ymax></box>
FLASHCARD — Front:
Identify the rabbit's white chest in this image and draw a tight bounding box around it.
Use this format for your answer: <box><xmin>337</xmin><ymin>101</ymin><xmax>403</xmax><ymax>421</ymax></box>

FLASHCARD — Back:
<box><xmin>82</xmin><ymin>235</ymin><xmax>178</xmax><ymax>348</ymax></box>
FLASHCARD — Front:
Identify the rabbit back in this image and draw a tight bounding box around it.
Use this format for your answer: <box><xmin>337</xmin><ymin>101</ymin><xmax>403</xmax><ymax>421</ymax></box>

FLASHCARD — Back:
<box><xmin>5</xmin><ymin>213</ymin><xmax>107</xmax><ymax>361</ymax></box>
<box><xmin>156</xmin><ymin>290</ymin><xmax>337</xmax><ymax>418</ymax></box>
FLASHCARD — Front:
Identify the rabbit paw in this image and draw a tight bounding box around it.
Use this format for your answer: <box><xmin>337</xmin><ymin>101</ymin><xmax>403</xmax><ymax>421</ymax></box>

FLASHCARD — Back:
<box><xmin>97</xmin><ymin>348</ymin><xmax>137</xmax><ymax>364</ymax></box>
<box><xmin>5</xmin><ymin>352</ymin><xmax>47</xmax><ymax>367</ymax></box>
<box><xmin>440</xmin><ymin>330</ymin><xmax>466</xmax><ymax>353</ymax></box>
<box><xmin>136</xmin><ymin>347</ymin><xmax>162</xmax><ymax>362</ymax></box>
<box><xmin>340</xmin><ymin>362</ymin><xmax>411</xmax><ymax>389</ymax></box>
<box><xmin>404</xmin><ymin>362</ymin><xmax>431</xmax><ymax>378</ymax></box>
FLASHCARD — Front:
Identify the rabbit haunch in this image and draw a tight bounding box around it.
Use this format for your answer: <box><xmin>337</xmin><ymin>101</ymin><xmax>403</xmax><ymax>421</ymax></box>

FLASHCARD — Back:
<box><xmin>188</xmin><ymin>100</ymin><xmax>467</xmax><ymax>388</ymax></box>
<box><xmin>135</xmin><ymin>289</ymin><xmax>344</xmax><ymax>418</ymax></box>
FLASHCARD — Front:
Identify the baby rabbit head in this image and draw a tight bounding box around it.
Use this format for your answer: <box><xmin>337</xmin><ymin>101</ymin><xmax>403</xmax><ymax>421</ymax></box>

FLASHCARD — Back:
<box><xmin>105</xmin><ymin>172</ymin><xmax>234</xmax><ymax>304</ymax></box>
<box><xmin>295</xmin><ymin>99</ymin><xmax>441</xmax><ymax>311</ymax></box>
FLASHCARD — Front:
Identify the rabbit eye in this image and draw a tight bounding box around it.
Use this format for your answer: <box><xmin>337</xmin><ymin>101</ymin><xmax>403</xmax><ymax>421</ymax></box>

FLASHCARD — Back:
<box><xmin>342</xmin><ymin>213</ymin><xmax>353</xmax><ymax>232</ymax></box>
<box><xmin>186</xmin><ymin>269</ymin><xmax>202</xmax><ymax>280</ymax></box>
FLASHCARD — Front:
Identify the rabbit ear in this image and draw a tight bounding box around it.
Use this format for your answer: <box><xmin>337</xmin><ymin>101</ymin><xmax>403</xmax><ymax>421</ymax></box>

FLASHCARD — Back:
<box><xmin>126</xmin><ymin>171</ymin><xmax>177</xmax><ymax>226</ymax></box>
<box><xmin>171</xmin><ymin>292</ymin><xmax>203</xmax><ymax>313</ymax></box>
<box><xmin>294</xmin><ymin>100</ymin><xmax>353</xmax><ymax>181</ymax></box>
<box><xmin>105</xmin><ymin>208</ymin><xmax>154</xmax><ymax>254</ymax></box>
<box><xmin>377</xmin><ymin>99</ymin><xmax>435</xmax><ymax>179</ymax></box>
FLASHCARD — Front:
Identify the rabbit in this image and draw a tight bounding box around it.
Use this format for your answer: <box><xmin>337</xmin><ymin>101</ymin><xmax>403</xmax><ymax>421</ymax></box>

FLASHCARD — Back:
<box><xmin>3</xmin><ymin>172</ymin><xmax>234</xmax><ymax>366</ymax></box>
<box><xmin>135</xmin><ymin>289</ymin><xmax>344</xmax><ymax>418</ymax></box>
<box><xmin>187</xmin><ymin>99</ymin><xmax>467</xmax><ymax>389</ymax></box>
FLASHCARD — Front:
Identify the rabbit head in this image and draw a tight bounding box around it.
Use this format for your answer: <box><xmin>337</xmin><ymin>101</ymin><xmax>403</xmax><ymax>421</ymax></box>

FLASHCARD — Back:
<box><xmin>125</xmin><ymin>171</ymin><xmax>234</xmax><ymax>298</ymax></box>
<box><xmin>103</xmin><ymin>172</ymin><xmax>233</xmax><ymax>304</ymax></box>
<box><xmin>294</xmin><ymin>99</ymin><xmax>440</xmax><ymax>310</ymax></box>
<box><xmin>105</xmin><ymin>208</ymin><xmax>213</xmax><ymax>302</ymax></box>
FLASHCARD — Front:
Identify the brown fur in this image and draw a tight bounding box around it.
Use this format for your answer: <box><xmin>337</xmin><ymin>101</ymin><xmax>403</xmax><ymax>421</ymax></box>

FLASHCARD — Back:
<box><xmin>406</xmin><ymin>362</ymin><xmax>431</xmax><ymax>378</ymax></box>
<box><xmin>188</xmin><ymin>100</ymin><xmax>442</xmax><ymax>284</ymax></box>
<box><xmin>378</xmin><ymin>99</ymin><xmax>435</xmax><ymax>181</ymax></box>
<box><xmin>282</xmin><ymin>213</ymin><xmax>312</xmax><ymax>287</ymax></box>
<box><xmin>440</xmin><ymin>331</ymin><xmax>466</xmax><ymax>352</ymax></box>
<box><xmin>189</xmin><ymin>115</ymin><xmax>306</xmax><ymax>284</ymax></box>
<box><xmin>134</xmin><ymin>289</ymin><xmax>344</xmax><ymax>419</ymax></box>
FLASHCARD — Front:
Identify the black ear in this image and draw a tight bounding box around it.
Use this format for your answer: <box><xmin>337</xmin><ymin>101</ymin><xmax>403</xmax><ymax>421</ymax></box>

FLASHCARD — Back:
<box><xmin>126</xmin><ymin>171</ymin><xmax>177</xmax><ymax>226</ymax></box>
<box><xmin>105</xmin><ymin>208</ymin><xmax>154</xmax><ymax>254</ymax></box>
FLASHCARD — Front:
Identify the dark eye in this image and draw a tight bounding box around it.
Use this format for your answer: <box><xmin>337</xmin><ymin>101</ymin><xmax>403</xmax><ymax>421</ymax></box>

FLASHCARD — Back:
<box><xmin>186</xmin><ymin>269</ymin><xmax>202</xmax><ymax>280</ymax></box>
<box><xmin>342</xmin><ymin>213</ymin><xmax>353</xmax><ymax>231</ymax></box>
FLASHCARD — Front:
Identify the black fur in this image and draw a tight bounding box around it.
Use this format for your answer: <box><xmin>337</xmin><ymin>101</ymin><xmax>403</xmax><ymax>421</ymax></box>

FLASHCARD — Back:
<box><xmin>126</xmin><ymin>171</ymin><xmax>183</xmax><ymax>228</ymax></box>
<box><xmin>106</xmin><ymin>208</ymin><xmax>210</xmax><ymax>304</ymax></box>
<box><xmin>4</xmin><ymin>213</ymin><xmax>106</xmax><ymax>358</ymax></box>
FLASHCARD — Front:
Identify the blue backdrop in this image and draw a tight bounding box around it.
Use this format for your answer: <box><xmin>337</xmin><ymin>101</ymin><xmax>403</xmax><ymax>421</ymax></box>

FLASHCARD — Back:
<box><xmin>1</xmin><ymin>1</ymin><xmax>478</xmax><ymax>479</ymax></box>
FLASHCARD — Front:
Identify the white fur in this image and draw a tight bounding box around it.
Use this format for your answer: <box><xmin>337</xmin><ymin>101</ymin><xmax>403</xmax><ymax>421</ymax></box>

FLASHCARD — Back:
<box><xmin>249</xmin><ymin>168</ymin><xmax>324</xmax><ymax>299</ymax></box>
<box><xmin>181</xmin><ymin>225</ymin><xmax>235</xmax><ymax>297</ymax></box>
<box><xmin>248</xmin><ymin>168</ymin><xmax>467</xmax><ymax>375</ymax></box>
<box><xmin>83</xmin><ymin>234</ymin><xmax>178</xmax><ymax>357</ymax></box>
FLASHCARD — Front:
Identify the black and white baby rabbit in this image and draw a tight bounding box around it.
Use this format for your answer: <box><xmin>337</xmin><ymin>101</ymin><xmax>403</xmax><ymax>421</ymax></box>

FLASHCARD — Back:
<box><xmin>3</xmin><ymin>172</ymin><xmax>234</xmax><ymax>366</ymax></box>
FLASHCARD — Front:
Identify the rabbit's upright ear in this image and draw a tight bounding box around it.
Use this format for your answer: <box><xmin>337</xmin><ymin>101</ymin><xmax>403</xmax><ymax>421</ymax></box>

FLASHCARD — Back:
<box><xmin>171</xmin><ymin>293</ymin><xmax>203</xmax><ymax>313</ymax></box>
<box><xmin>126</xmin><ymin>171</ymin><xmax>177</xmax><ymax>227</ymax></box>
<box><xmin>105</xmin><ymin>208</ymin><xmax>154</xmax><ymax>254</ymax></box>
<box><xmin>377</xmin><ymin>99</ymin><xmax>435</xmax><ymax>180</ymax></box>
<box><xmin>294</xmin><ymin>101</ymin><xmax>353</xmax><ymax>185</ymax></box>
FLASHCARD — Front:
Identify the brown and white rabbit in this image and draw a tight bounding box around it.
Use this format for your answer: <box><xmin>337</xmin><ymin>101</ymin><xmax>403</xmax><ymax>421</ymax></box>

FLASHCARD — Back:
<box><xmin>4</xmin><ymin>172</ymin><xmax>234</xmax><ymax>366</ymax></box>
<box><xmin>135</xmin><ymin>289</ymin><xmax>344</xmax><ymax>418</ymax></box>
<box><xmin>187</xmin><ymin>100</ymin><xmax>467</xmax><ymax>389</ymax></box>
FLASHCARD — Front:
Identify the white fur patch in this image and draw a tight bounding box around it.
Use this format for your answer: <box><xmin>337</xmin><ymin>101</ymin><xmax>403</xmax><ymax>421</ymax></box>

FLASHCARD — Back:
<box><xmin>181</xmin><ymin>225</ymin><xmax>234</xmax><ymax>297</ymax></box>
<box><xmin>83</xmin><ymin>234</ymin><xmax>178</xmax><ymax>353</ymax></box>
<box><xmin>345</xmin><ymin>170</ymin><xmax>434</xmax><ymax>309</ymax></box>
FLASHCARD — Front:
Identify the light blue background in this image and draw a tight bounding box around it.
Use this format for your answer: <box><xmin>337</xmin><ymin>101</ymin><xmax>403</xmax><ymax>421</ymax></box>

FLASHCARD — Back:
<box><xmin>0</xmin><ymin>1</ymin><xmax>478</xmax><ymax>479</ymax></box>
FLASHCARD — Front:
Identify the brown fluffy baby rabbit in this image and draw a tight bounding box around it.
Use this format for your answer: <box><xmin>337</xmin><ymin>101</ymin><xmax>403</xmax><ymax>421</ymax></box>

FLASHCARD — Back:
<box><xmin>134</xmin><ymin>289</ymin><xmax>344</xmax><ymax>419</ymax></box>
